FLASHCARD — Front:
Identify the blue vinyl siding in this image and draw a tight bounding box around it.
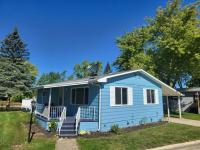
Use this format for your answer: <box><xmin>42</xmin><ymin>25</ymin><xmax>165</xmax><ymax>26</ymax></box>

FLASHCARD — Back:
<box><xmin>100</xmin><ymin>72</ymin><xmax>163</xmax><ymax>131</ymax></box>
<box><xmin>80</xmin><ymin>122</ymin><xmax>98</xmax><ymax>132</ymax></box>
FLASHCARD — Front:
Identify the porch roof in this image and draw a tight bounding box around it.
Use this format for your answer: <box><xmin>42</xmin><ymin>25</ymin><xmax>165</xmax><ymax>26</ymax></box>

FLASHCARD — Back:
<box><xmin>36</xmin><ymin>69</ymin><xmax>182</xmax><ymax>97</ymax></box>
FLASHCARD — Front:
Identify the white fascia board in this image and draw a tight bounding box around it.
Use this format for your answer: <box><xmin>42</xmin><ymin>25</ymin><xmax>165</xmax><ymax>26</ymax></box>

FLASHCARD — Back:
<box><xmin>97</xmin><ymin>69</ymin><xmax>183</xmax><ymax>96</ymax></box>
<box><xmin>140</xmin><ymin>70</ymin><xmax>183</xmax><ymax>96</ymax></box>
<box><xmin>41</xmin><ymin>81</ymin><xmax>88</xmax><ymax>89</ymax></box>
<box><xmin>97</xmin><ymin>69</ymin><xmax>141</xmax><ymax>82</ymax></box>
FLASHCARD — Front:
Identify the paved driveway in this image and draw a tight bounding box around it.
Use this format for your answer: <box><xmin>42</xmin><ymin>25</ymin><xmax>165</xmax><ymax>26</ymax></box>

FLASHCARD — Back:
<box><xmin>148</xmin><ymin>140</ymin><xmax>200</xmax><ymax>150</ymax></box>
<box><xmin>164</xmin><ymin>117</ymin><xmax>200</xmax><ymax>127</ymax></box>
<box><xmin>171</xmin><ymin>143</ymin><xmax>200</xmax><ymax>150</ymax></box>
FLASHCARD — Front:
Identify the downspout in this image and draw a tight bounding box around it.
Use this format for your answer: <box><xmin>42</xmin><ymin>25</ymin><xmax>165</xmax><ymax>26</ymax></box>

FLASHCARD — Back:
<box><xmin>97</xmin><ymin>84</ymin><xmax>102</xmax><ymax>131</ymax></box>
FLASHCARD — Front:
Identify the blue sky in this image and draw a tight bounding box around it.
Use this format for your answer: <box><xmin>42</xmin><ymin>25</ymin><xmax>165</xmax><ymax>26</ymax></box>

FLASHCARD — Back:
<box><xmin>0</xmin><ymin>0</ymin><xmax>196</xmax><ymax>77</ymax></box>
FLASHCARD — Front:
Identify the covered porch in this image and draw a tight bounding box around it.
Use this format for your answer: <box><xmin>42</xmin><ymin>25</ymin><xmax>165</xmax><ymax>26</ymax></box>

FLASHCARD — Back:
<box><xmin>35</xmin><ymin>81</ymin><xmax>99</xmax><ymax>122</ymax></box>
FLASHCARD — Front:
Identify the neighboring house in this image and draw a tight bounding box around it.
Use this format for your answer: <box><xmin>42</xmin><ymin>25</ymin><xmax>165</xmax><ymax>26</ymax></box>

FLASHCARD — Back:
<box><xmin>35</xmin><ymin>69</ymin><xmax>182</xmax><ymax>137</ymax></box>
<box><xmin>178</xmin><ymin>88</ymin><xmax>200</xmax><ymax>113</ymax></box>
<box><xmin>21</xmin><ymin>98</ymin><xmax>33</xmax><ymax>111</ymax></box>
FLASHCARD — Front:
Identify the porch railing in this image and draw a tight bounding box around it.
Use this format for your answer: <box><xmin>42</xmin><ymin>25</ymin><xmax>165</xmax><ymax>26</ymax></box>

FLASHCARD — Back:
<box><xmin>80</xmin><ymin>106</ymin><xmax>96</xmax><ymax>121</ymax></box>
<box><xmin>35</xmin><ymin>103</ymin><xmax>66</xmax><ymax>120</ymax></box>
<box><xmin>49</xmin><ymin>106</ymin><xmax>65</xmax><ymax>119</ymax></box>
<box><xmin>58</xmin><ymin>107</ymin><xmax>67</xmax><ymax>135</ymax></box>
<box><xmin>75</xmin><ymin>107</ymin><xmax>81</xmax><ymax>135</ymax></box>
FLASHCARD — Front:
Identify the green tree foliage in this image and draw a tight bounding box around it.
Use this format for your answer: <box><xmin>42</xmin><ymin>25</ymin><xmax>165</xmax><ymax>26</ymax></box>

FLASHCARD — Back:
<box><xmin>114</xmin><ymin>0</ymin><xmax>200</xmax><ymax>87</ymax></box>
<box><xmin>37</xmin><ymin>71</ymin><xmax>66</xmax><ymax>85</ymax></box>
<box><xmin>73</xmin><ymin>60</ymin><xmax>102</xmax><ymax>79</ymax></box>
<box><xmin>104</xmin><ymin>62</ymin><xmax>112</xmax><ymax>74</ymax></box>
<box><xmin>0</xmin><ymin>28</ymin><xmax>37</xmax><ymax>102</ymax></box>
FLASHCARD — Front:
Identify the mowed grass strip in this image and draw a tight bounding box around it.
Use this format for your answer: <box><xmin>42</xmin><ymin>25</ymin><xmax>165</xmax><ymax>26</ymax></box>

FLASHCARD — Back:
<box><xmin>0</xmin><ymin>111</ymin><xmax>56</xmax><ymax>150</ymax></box>
<box><xmin>77</xmin><ymin>123</ymin><xmax>200</xmax><ymax>150</ymax></box>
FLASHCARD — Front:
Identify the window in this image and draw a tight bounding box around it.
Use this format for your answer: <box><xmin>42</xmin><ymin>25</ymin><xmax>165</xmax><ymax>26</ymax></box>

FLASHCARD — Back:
<box><xmin>146</xmin><ymin>89</ymin><xmax>155</xmax><ymax>104</ymax></box>
<box><xmin>71</xmin><ymin>87</ymin><xmax>89</xmax><ymax>105</ymax></box>
<box><xmin>115</xmin><ymin>87</ymin><xmax>128</xmax><ymax>105</ymax></box>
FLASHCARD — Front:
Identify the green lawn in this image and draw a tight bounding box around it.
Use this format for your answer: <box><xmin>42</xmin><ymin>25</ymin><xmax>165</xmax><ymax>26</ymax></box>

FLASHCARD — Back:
<box><xmin>0</xmin><ymin>111</ymin><xmax>56</xmax><ymax>150</ymax></box>
<box><xmin>171</xmin><ymin>112</ymin><xmax>200</xmax><ymax>121</ymax></box>
<box><xmin>78</xmin><ymin>123</ymin><xmax>200</xmax><ymax>150</ymax></box>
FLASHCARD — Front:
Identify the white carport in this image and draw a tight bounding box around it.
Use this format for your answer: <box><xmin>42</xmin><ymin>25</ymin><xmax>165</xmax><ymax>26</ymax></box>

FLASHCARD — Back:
<box><xmin>140</xmin><ymin>70</ymin><xmax>183</xmax><ymax>121</ymax></box>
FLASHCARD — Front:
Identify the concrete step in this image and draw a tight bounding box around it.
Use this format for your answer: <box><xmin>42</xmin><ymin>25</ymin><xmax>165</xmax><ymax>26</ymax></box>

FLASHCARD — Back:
<box><xmin>61</xmin><ymin>126</ymin><xmax>75</xmax><ymax>130</ymax></box>
<box><xmin>59</xmin><ymin>134</ymin><xmax>77</xmax><ymax>137</ymax></box>
<box><xmin>60</xmin><ymin>130</ymin><xmax>76</xmax><ymax>135</ymax></box>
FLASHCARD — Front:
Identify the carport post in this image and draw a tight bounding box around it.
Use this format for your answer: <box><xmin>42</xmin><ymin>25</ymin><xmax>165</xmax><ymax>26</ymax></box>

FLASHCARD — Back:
<box><xmin>178</xmin><ymin>96</ymin><xmax>182</xmax><ymax>119</ymax></box>
<box><xmin>166</xmin><ymin>96</ymin><xmax>170</xmax><ymax>122</ymax></box>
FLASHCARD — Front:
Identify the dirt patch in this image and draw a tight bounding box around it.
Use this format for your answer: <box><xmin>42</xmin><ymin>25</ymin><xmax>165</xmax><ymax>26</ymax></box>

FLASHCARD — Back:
<box><xmin>23</xmin><ymin>122</ymin><xmax>55</xmax><ymax>138</ymax></box>
<box><xmin>80</xmin><ymin>121</ymin><xmax>167</xmax><ymax>138</ymax></box>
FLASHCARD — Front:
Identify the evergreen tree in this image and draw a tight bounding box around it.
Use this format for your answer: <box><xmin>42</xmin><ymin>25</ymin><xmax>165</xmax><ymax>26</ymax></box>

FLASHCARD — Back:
<box><xmin>104</xmin><ymin>62</ymin><xmax>112</xmax><ymax>74</ymax></box>
<box><xmin>0</xmin><ymin>28</ymin><xmax>35</xmax><ymax>102</ymax></box>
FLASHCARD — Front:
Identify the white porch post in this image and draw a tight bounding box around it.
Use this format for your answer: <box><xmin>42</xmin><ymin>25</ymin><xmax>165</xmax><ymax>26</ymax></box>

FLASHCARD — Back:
<box><xmin>166</xmin><ymin>96</ymin><xmax>170</xmax><ymax>122</ymax></box>
<box><xmin>62</xmin><ymin>87</ymin><xmax>64</xmax><ymax>106</ymax></box>
<box><xmin>178</xmin><ymin>96</ymin><xmax>182</xmax><ymax>119</ymax></box>
<box><xmin>48</xmin><ymin>88</ymin><xmax>52</xmax><ymax>120</ymax></box>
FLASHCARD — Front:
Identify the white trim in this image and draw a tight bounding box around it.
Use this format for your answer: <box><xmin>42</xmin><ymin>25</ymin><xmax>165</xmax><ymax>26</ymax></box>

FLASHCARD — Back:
<box><xmin>70</xmin><ymin>86</ymin><xmax>89</xmax><ymax>105</ymax></box>
<box><xmin>37</xmin><ymin>69</ymin><xmax>182</xmax><ymax>97</ymax></box>
<box><xmin>97</xmin><ymin>69</ymin><xmax>182</xmax><ymax>97</ymax></box>
<box><xmin>143</xmin><ymin>88</ymin><xmax>159</xmax><ymax>105</ymax></box>
<box><xmin>98</xmin><ymin>84</ymin><xmax>101</xmax><ymax>131</ymax></box>
<box><xmin>37</xmin><ymin>81</ymin><xmax>88</xmax><ymax>89</ymax></box>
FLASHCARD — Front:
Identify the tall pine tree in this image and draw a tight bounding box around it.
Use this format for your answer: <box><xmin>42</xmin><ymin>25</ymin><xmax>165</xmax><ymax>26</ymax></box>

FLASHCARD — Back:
<box><xmin>0</xmin><ymin>28</ymin><xmax>35</xmax><ymax>102</ymax></box>
<box><xmin>104</xmin><ymin>62</ymin><xmax>112</xmax><ymax>74</ymax></box>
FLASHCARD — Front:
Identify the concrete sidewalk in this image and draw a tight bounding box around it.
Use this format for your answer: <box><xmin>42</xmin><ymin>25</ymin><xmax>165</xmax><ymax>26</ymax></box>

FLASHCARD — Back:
<box><xmin>55</xmin><ymin>138</ymin><xmax>78</xmax><ymax>150</ymax></box>
<box><xmin>148</xmin><ymin>140</ymin><xmax>200</xmax><ymax>150</ymax></box>
<box><xmin>164</xmin><ymin>117</ymin><xmax>200</xmax><ymax>127</ymax></box>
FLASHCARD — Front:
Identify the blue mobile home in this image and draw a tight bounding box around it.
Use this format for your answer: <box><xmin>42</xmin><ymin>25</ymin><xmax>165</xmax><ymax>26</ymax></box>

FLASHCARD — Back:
<box><xmin>35</xmin><ymin>69</ymin><xmax>182</xmax><ymax>137</ymax></box>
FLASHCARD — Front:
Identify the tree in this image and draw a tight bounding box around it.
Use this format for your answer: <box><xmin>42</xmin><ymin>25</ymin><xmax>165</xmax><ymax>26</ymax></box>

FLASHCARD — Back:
<box><xmin>104</xmin><ymin>62</ymin><xmax>112</xmax><ymax>74</ymax></box>
<box><xmin>0</xmin><ymin>28</ymin><xmax>37</xmax><ymax>102</ymax></box>
<box><xmin>114</xmin><ymin>0</ymin><xmax>200</xmax><ymax>88</ymax></box>
<box><xmin>37</xmin><ymin>71</ymin><xmax>66</xmax><ymax>85</ymax></box>
<box><xmin>73</xmin><ymin>60</ymin><xmax>102</xmax><ymax>79</ymax></box>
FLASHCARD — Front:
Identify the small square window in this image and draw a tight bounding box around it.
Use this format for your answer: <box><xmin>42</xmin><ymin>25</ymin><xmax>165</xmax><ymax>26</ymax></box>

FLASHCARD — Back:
<box><xmin>146</xmin><ymin>89</ymin><xmax>155</xmax><ymax>104</ymax></box>
<box><xmin>115</xmin><ymin>87</ymin><xmax>128</xmax><ymax>105</ymax></box>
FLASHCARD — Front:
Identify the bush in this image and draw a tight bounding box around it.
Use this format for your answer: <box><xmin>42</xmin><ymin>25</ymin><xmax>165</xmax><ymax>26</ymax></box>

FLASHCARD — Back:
<box><xmin>48</xmin><ymin>120</ymin><xmax>57</xmax><ymax>132</ymax></box>
<box><xmin>110</xmin><ymin>124</ymin><xmax>120</xmax><ymax>134</ymax></box>
<box><xmin>11</xmin><ymin>93</ymin><xmax>25</xmax><ymax>102</ymax></box>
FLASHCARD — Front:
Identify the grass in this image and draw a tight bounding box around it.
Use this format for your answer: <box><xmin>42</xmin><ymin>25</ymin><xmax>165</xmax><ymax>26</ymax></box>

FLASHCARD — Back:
<box><xmin>0</xmin><ymin>111</ymin><xmax>56</xmax><ymax>150</ymax></box>
<box><xmin>77</xmin><ymin>123</ymin><xmax>200</xmax><ymax>150</ymax></box>
<box><xmin>171</xmin><ymin>112</ymin><xmax>200</xmax><ymax>121</ymax></box>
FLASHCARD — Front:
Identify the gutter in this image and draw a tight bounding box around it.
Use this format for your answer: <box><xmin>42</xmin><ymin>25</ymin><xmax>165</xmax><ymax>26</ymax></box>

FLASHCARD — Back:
<box><xmin>97</xmin><ymin>84</ymin><xmax>102</xmax><ymax>131</ymax></box>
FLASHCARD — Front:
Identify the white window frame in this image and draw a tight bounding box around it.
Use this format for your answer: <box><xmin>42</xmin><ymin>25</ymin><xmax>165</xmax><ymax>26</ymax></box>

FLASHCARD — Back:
<box><xmin>70</xmin><ymin>86</ymin><xmax>89</xmax><ymax>105</ymax></box>
<box><xmin>110</xmin><ymin>86</ymin><xmax>133</xmax><ymax>107</ymax></box>
<box><xmin>143</xmin><ymin>88</ymin><xmax>159</xmax><ymax>105</ymax></box>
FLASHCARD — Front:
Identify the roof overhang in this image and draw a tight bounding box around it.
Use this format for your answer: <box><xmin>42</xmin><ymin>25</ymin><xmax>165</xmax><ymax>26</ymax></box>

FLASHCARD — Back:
<box><xmin>35</xmin><ymin>80</ymin><xmax>89</xmax><ymax>89</ymax></box>
<box><xmin>36</xmin><ymin>69</ymin><xmax>182</xmax><ymax>97</ymax></box>
<box><xmin>97</xmin><ymin>69</ymin><xmax>183</xmax><ymax>97</ymax></box>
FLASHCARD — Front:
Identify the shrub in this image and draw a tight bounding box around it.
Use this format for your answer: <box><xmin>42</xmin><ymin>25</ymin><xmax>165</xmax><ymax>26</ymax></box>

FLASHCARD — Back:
<box><xmin>110</xmin><ymin>124</ymin><xmax>120</xmax><ymax>134</ymax></box>
<box><xmin>48</xmin><ymin>120</ymin><xmax>57</xmax><ymax>132</ymax></box>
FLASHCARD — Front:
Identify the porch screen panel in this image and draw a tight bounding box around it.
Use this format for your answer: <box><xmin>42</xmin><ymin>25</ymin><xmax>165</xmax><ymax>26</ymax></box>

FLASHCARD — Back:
<box><xmin>72</xmin><ymin>89</ymin><xmax>76</xmax><ymax>104</ymax></box>
<box><xmin>71</xmin><ymin>87</ymin><xmax>89</xmax><ymax>105</ymax></box>
<box><xmin>76</xmin><ymin>88</ymin><xmax>84</xmax><ymax>104</ymax></box>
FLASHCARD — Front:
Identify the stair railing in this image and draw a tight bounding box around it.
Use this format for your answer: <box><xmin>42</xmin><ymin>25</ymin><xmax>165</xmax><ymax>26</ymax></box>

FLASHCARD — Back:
<box><xmin>58</xmin><ymin>107</ymin><xmax>67</xmax><ymax>135</ymax></box>
<box><xmin>75</xmin><ymin>107</ymin><xmax>81</xmax><ymax>135</ymax></box>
